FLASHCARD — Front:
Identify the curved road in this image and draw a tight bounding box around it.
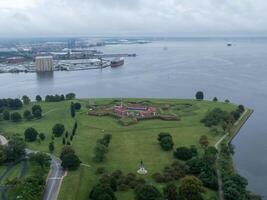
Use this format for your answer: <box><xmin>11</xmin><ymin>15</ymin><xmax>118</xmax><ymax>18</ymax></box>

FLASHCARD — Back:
<box><xmin>0</xmin><ymin>137</ymin><xmax>65</xmax><ymax>200</ymax></box>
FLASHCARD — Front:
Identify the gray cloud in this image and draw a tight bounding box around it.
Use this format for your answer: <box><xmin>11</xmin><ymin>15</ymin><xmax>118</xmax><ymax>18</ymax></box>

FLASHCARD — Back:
<box><xmin>0</xmin><ymin>0</ymin><xmax>267</xmax><ymax>37</ymax></box>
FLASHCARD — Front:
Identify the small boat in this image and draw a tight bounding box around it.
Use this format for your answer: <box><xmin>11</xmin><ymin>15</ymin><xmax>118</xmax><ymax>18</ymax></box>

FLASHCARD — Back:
<box><xmin>110</xmin><ymin>57</ymin><xmax>124</xmax><ymax>67</ymax></box>
<box><xmin>227</xmin><ymin>43</ymin><xmax>232</xmax><ymax>47</ymax></box>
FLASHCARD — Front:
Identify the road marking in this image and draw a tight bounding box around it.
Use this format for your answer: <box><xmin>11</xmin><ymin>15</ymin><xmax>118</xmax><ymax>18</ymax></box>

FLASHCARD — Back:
<box><xmin>45</xmin><ymin>162</ymin><xmax>59</xmax><ymax>200</ymax></box>
<box><xmin>48</xmin><ymin>177</ymin><xmax>62</xmax><ymax>180</ymax></box>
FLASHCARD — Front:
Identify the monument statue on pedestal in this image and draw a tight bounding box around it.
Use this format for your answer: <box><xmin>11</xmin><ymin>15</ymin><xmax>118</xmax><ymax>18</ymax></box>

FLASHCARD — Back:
<box><xmin>137</xmin><ymin>160</ymin><xmax>148</xmax><ymax>175</ymax></box>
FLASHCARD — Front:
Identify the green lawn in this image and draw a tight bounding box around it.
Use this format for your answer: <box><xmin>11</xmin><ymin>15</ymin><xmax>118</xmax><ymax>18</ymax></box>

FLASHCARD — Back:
<box><xmin>0</xmin><ymin>98</ymin><xmax>238</xmax><ymax>200</ymax></box>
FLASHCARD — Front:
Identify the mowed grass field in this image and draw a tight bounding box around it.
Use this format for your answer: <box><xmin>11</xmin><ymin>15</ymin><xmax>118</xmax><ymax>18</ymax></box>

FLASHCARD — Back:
<box><xmin>0</xmin><ymin>98</ymin><xmax>238</xmax><ymax>200</ymax></box>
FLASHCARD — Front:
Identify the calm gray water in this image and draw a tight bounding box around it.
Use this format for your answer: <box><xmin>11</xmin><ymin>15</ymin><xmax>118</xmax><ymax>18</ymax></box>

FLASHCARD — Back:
<box><xmin>0</xmin><ymin>39</ymin><xmax>266</xmax><ymax>198</ymax></box>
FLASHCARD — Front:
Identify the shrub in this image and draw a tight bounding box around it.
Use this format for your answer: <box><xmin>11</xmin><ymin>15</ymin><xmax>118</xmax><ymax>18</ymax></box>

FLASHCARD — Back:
<box><xmin>39</xmin><ymin>133</ymin><xmax>46</xmax><ymax>141</ymax></box>
<box><xmin>10</xmin><ymin>112</ymin><xmax>22</xmax><ymax>122</ymax></box>
<box><xmin>3</xmin><ymin>110</ymin><xmax>10</xmax><ymax>120</ymax></box>
<box><xmin>23</xmin><ymin>110</ymin><xmax>32</xmax><ymax>120</ymax></box>
<box><xmin>96</xmin><ymin>167</ymin><xmax>106</xmax><ymax>175</ymax></box>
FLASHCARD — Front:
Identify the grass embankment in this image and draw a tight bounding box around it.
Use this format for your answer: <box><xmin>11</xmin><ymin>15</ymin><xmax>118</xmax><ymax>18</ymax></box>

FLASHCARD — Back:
<box><xmin>0</xmin><ymin>98</ymin><xmax>239</xmax><ymax>200</ymax></box>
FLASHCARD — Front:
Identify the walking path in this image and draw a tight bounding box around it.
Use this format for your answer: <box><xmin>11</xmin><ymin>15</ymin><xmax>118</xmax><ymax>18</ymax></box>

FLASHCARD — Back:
<box><xmin>214</xmin><ymin>109</ymin><xmax>248</xmax><ymax>200</ymax></box>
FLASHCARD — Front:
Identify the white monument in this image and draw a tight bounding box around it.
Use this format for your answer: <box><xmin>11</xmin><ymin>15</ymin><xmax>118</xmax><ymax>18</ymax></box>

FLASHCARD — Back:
<box><xmin>137</xmin><ymin>160</ymin><xmax>148</xmax><ymax>175</ymax></box>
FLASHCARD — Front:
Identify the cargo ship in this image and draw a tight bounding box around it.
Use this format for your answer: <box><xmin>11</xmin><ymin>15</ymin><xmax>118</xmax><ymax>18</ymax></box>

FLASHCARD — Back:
<box><xmin>110</xmin><ymin>57</ymin><xmax>124</xmax><ymax>67</ymax></box>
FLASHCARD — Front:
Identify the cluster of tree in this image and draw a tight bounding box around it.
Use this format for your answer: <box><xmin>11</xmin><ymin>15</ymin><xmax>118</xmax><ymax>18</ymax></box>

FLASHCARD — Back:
<box><xmin>60</xmin><ymin>145</ymin><xmax>80</xmax><ymax>170</ymax></box>
<box><xmin>90</xmin><ymin>169</ymin><xmax>146</xmax><ymax>200</ymax></box>
<box><xmin>93</xmin><ymin>134</ymin><xmax>112</xmax><ymax>162</ymax></box>
<box><xmin>186</xmin><ymin>146</ymin><xmax>218</xmax><ymax>190</ymax></box>
<box><xmin>45</xmin><ymin>94</ymin><xmax>66</xmax><ymax>102</ymax></box>
<box><xmin>2</xmin><ymin>111</ymin><xmax>23</xmax><ymax>122</ymax></box>
<box><xmin>201</xmin><ymin>105</ymin><xmax>245</xmax><ymax>128</ymax></box>
<box><xmin>135</xmin><ymin>176</ymin><xmax>205</xmax><ymax>200</ymax></box>
<box><xmin>23</xmin><ymin>127</ymin><xmax>46</xmax><ymax>143</ymax></box>
<box><xmin>23</xmin><ymin>105</ymin><xmax>43</xmax><ymax>120</ymax></box>
<box><xmin>158</xmin><ymin>132</ymin><xmax>174</xmax><ymax>151</ymax></box>
<box><xmin>230</xmin><ymin>104</ymin><xmax>245</xmax><ymax>122</ymax></box>
<box><xmin>9</xmin><ymin>152</ymin><xmax>50</xmax><ymax>200</ymax></box>
<box><xmin>0</xmin><ymin>135</ymin><xmax>26</xmax><ymax>164</ymax></box>
<box><xmin>70</xmin><ymin>102</ymin><xmax>81</xmax><ymax>118</ymax></box>
<box><xmin>21</xmin><ymin>95</ymin><xmax>30</xmax><ymax>105</ymax></box>
<box><xmin>201</xmin><ymin>108</ymin><xmax>230</xmax><ymax>127</ymax></box>
<box><xmin>173</xmin><ymin>146</ymin><xmax>198</xmax><ymax>161</ymax></box>
<box><xmin>219</xmin><ymin>142</ymin><xmax>262</xmax><ymax>200</ymax></box>
<box><xmin>153</xmin><ymin>160</ymin><xmax>186</xmax><ymax>183</ymax></box>
<box><xmin>62</xmin><ymin>121</ymin><xmax>78</xmax><ymax>145</ymax></box>
<box><xmin>0</xmin><ymin>98</ymin><xmax>23</xmax><ymax>111</ymax></box>
<box><xmin>29</xmin><ymin>152</ymin><xmax>51</xmax><ymax>169</ymax></box>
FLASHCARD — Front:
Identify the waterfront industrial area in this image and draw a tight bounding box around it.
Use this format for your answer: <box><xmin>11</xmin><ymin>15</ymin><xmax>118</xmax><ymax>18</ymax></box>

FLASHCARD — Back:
<box><xmin>0</xmin><ymin>38</ymin><xmax>145</xmax><ymax>73</ymax></box>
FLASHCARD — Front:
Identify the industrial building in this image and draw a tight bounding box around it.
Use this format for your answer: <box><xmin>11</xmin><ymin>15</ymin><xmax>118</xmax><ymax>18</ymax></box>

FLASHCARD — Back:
<box><xmin>35</xmin><ymin>56</ymin><xmax>53</xmax><ymax>72</ymax></box>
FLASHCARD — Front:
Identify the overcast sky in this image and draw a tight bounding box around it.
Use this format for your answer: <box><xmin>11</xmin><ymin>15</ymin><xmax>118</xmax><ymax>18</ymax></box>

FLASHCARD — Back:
<box><xmin>1</xmin><ymin>0</ymin><xmax>267</xmax><ymax>37</ymax></box>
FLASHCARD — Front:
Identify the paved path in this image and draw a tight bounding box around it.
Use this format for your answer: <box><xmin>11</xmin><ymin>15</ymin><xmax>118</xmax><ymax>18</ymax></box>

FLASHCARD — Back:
<box><xmin>42</xmin><ymin>155</ymin><xmax>65</xmax><ymax>200</ymax></box>
<box><xmin>214</xmin><ymin>109</ymin><xmax>248</xmax><ymax>200</ymax></box>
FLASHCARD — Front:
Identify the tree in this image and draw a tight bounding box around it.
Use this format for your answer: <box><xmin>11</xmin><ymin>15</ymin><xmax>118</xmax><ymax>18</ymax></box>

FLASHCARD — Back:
<box><xmin>62</xmin><ymin>137</ymin><xmax>66</xmax><ymax>145</ymax></box>
<box><xmin>52</xmin><ymin>123</ymin><xmax>65</xmax><ymax>137</ymax></box>
<box><xmin>60</xmin><ymin>145</ymin><xmax>75</xmax><ymax>159</ymax></box>
<box><xmin>71</xmin><ymin>102</ymin><xmax>76</xmax><ymax>118</ymax></box>
<box><xmin>179</xmin><ymin>176</ymin><xmax>205</xmax><ymax>200</ymax></box>
<box><xmin>65</xmin><ymin>131</ymin><xmax>69</xmax><ymax>138</ymax></box>
<box><xmin>66</xmin><ymin>93</ymin><xmax>76</xmax><ymax>100</ymax></box>
<box><xmin>61</xmin><ymin>153</ymin><xmax>80</xmax><ymax>170</ymax></box>
<box><xmin>49</xmin><ymin>142</ymin><xmax>54</xmax><ymax>153</ymax></box>
<box><xmin>29</xmin><ymin>152</ymin><xmax>51</xmax><ymax>168</ymax></box>
<box><xmin>238</xmin><ymin>105</ymin><xmax>245</xmax><ymax>113</ymax></box>
<box><xmin>60</xmin><ymin>94</ymin><xmax>65</xmax><ymax>101</ymax></box>
<box><xmin>135</xmin><ymin>184</ymin><xmax>162</xmax><ymax>200</ymax></box>
<box><xmin>36</xmin><ymin>95</ymin><xmax>42</xmax><ymax>102</ymax></box>
<box><xmin>10</xmin><ymin>112</ymin><xmax>22</xmax><ymax>122</ymax></box>
<box><xmin>186</xmin><ymin>157</ymin><xmax>204</xmax><ymax>175</ymax></box>
<box><xmin>32</xmin><ymin>105</ymin><xmax>42</xmax><ymax>118</ymax></box>
<box><xmin>33</xmin><ymin>109</ymin><xmax>42</xmax><ymax>119</ymax></box>
<box><xmin>39</xmin><ymin>133</ymin><xmax>46</xmax><ymax>141</ymax></box>
<box><xmin>23</xmin><ymin>110</ymin><xmax>32</xmax><ymax>120</ymax></box>
<box><xmin>213</xmin><ymin>97</ymin><xmax>218</xmax><ymax>102</ymax></box>
<box><xmin>74</xmin><ymin>102</ymin><xmax>81</xmax><ymax>110</ymax></box>
<box><xmin>5</xmin><ymin>135</ymin><xmax>26</xmax><ymax>161</ymax></box>
<box><xmin>22</xmin><ymin>95</ymin><xmax>31</xmax><ymax>105</ymax></box>
<box><xmin>90</xmin><ymin>184</ymin><xmax>117</xmax><ymax>200</ymax></box>
<box><xmin>24</xmin><ymin>127</ymin><xmax>39</xmax><ymax>142</ymax></box>
<box><xmin>159</xmin><ymin>136</ymin><xmax>174</xmax><ymax>151</ymax></box>
<box><xmin>195</xmin><ymin>91</ymin><xmax>204</xmax><ymax>100</ymax></box>
<box><xmin>163</xmin><ymin>183</ymin><xmax>178</xmax><ymax>200</ymax></box>
<box><xmin>199</xmin><ymin>135</ymin><xmax>209</xmax><ymax>148</ymax></box>
<box><xmin>3</xmin><ymin>110</ymin><xmax>10</xmax><ymax>120</ymax></box>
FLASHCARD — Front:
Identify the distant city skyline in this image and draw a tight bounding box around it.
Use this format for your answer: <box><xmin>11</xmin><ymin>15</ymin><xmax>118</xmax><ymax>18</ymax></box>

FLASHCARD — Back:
<box><xmin>1</xmin><ymin>0</ymin><xmax>267</xmax><ymax>37</ymax></box>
